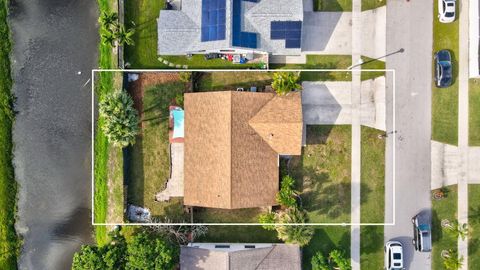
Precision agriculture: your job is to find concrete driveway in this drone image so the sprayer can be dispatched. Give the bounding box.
[301,77,386,129]
[301,11,352,54]
[384,0,433,269]
[155,143,184,201]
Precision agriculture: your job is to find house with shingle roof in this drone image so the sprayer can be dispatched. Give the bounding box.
[157,0,304,55]
[184,91,302,209]
[180,243,302,270]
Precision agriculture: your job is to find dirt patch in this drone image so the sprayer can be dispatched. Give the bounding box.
[127,72,181,129]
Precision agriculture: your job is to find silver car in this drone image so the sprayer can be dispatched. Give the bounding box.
[412,212,432,252]
[384,241,404,270]
[438,0,456,23]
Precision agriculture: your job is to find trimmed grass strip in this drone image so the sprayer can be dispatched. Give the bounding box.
[432,1,459,145]
[469,79,480,146]
[469,184,480,269]
[431,185,458,270]
[0,0,20,268]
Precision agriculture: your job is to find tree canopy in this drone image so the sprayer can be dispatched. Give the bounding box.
[99,90,139,147]
[271,72,302,96]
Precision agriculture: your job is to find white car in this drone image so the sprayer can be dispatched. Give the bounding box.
[384,241,404,270]
[438,0,456,23]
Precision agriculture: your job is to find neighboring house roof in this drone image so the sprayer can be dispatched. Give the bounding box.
[180,244,302,270]
[184,91,302,209]
[157,0,303,55]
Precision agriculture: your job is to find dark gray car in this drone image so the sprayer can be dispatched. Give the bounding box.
[434,50,453,88]
[412,212,432,252]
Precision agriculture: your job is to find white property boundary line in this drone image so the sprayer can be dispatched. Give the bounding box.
[91,69,396,226]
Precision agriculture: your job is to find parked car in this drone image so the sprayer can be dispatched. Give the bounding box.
[412,212,432,252]
[384,241,404,270]
[434,49,453,88]
[204,53,222,60]
[438,0,456,23]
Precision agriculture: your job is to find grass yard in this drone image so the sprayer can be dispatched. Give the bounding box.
[360,126,385,224]
[197,72,273,91]
[469,184,480,269]
[469,79,480,146]
[0,0,19,268]
[197,226,279,243]
[124,0,165,68]
[127,81,188,222]
[289,125,352,223]
[303,227,351,270]
[362,0,386,11]
[359,127,385,269]
[432,1,459,145]
[360,226,384,269]
[160,55,263,69]
[361,56,386,81]
[271,55,352,81]
[194,208,266,223]
[313,0,352,11]
[431,185,458,270]
[106,147,124,224]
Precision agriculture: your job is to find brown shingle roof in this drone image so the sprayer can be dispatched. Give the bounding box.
[249,91,303,155]
[184,91,302,209]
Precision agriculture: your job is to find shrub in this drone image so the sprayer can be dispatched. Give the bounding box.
[271,72,301,96]
[276,175,297,207]
[72,246,106,270]
[329,249,351,270]
[258,212,276,231]
[99,90,139,147]
[311,252,330,270]
[275,208,313,246]
[179,72,192,83]
[175,93,184,107]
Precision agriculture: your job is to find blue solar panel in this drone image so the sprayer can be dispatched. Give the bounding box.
[231,0,258,48]
[201,0,226,42]
[270,21,302,48]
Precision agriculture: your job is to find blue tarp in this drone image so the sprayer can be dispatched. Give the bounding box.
[172,109,184,138]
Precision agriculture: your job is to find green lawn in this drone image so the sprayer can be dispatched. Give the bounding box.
[362,0,386,11]
[194,208,266,223]
[361,56,386,81]
[359,127,385,269]
[197,226,280,243]
[289,125,352,223]
[197,72,273,91]
[0,0,19,268]
[360,126,385,224]
[432,1,459,145]
[313,0,352,11]
[106,147,124,223]
[431,185,458,270]
[469,79,480,146]
[469,184,480,269]
[360,226,384,269]
[124,0,165,68]
[127,81,188,222]
[160,55,262,69]
[303,227,351,270]
[271,55,352,81]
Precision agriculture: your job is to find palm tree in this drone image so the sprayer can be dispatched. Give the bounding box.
[271,72,302,96]
[442,249,464,270]
[100,29,116,46]
[275,207,314,246]
[445,219,469,241]
[98,11,118,30]
[99,90,140,147]
[115,26,135,46]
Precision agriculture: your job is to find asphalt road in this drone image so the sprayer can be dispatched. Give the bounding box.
[384,0,433,269]
[9,0,98,269]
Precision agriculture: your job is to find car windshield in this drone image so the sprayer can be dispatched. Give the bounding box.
[446,12,455,17]
[393,253,402,260]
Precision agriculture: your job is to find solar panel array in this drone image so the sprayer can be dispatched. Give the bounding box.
[201,0,227,42]
[232,0,258,48]
[270,21,302,48]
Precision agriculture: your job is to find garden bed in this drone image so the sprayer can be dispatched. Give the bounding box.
[469,184,480,269]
